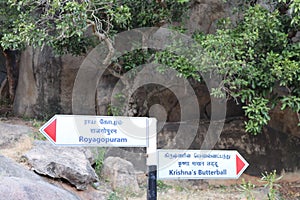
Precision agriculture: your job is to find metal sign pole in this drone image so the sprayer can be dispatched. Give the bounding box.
[146,118,157,200]
[147,165,157,200]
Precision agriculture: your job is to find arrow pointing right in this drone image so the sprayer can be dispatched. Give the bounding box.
[157,150,249,179]
[236,153,249,177]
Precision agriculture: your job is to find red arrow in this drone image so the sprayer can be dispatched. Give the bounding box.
[43,119,57,142]
[236,154,246,175]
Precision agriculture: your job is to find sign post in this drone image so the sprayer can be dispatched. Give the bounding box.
[147,165,157,200]
[40,115,249,200]
[40,115,150,147]
[157,149,249,180]
[146,118,157,200]
[40,115,159,200]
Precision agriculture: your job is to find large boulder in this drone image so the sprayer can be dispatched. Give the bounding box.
[24,141,98,190]
[101,157,140,193]
[0,177,80,200]
[13,46,85,118]
[0,155,41,180]
[0,155,80,200]
[268,105,300,139]
[0,121,32,148]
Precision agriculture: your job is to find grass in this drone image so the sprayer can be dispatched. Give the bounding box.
[157,180,172,191]
[238,170,283,200]
[260,170,282,200]
[239,179,256,200]
[28,119,47,140]
[107,191,122,200]
[93,147,106,177]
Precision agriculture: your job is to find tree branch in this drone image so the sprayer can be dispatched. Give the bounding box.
[87,19,114,65]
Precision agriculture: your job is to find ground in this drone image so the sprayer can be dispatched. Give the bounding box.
[0,116,299,200]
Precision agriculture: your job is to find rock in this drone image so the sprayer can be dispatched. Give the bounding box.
[57,181,113,200]
[269,104,300,138]
[13,46,85,118]
[187,0,227,34]
[0,177,80,200]
[0,121,32,148]
[24,141,98,190]
[0,155,80,200]
[105,147,146,172]
[292,31,300,43]
[102,157,140,193]
[0,155,41,180]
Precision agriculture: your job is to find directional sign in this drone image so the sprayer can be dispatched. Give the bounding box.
[157,150,249,179]
[40,115,156,147]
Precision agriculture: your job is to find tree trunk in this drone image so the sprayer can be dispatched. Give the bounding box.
[2,50,20,103]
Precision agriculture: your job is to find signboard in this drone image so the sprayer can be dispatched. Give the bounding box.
[40,115,153,147]
[157,150,249,179]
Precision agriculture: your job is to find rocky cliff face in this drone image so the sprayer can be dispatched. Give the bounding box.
[12,0,236,119]
[9,0,300,175]
[13,46,85,118]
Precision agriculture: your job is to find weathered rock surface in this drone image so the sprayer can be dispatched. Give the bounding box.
[102,157,140,193]
[24,141,98,190]
[0,177,80,200]
[269,105,300,138]
[55,181,112,200]
[0,121,32,148]
[0,51,5,82]
[187,0,227,34]
[105,147,146,172]
[0,155,80,200]
[0,155,41,180]
[13,46,85,118]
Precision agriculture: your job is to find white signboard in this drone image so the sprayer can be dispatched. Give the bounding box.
[158,150,249,179]
[40,115,155,147]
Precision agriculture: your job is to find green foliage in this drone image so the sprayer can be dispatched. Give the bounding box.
[239,170,282,200]
[107,92,126,116]
[25,119,47,140]
[0,0,190,54]
[243,97,271,135]
[155,3,300,134]
[279,0,300,25]
[239,179,256,200]
[107,191,122,200]
[155,50,201,81]
[94,147,106,177]
[157,180,172,191]
[261,170,282,200]
[0,0,133,55]
[118,49,155,72]
[107,104,123,116]
[120,0,189,29]
[30,132,47,141]
[1,0,299,135]
[1,0,88,54]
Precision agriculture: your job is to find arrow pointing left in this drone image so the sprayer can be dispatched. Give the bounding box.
[42,117,57,143]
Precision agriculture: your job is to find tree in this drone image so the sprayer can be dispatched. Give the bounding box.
[0,0,188,103]
[157,0,300,134]
[0,0,128,103]
[0,0,299,135]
